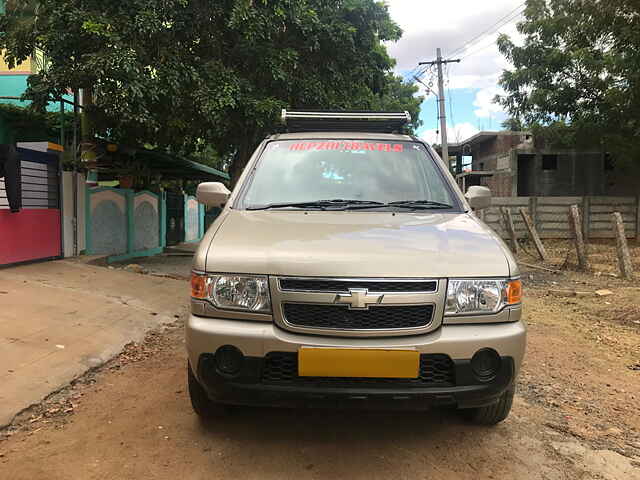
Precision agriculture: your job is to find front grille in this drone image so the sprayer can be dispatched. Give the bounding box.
[279,278,437,293]
[262,352,455,387]
[283,303,433,330]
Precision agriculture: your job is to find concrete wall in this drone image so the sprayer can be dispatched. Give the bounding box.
[604,163,640,197]
[133,192,160,251]
[483,171,513,197]
[86,188,164,261]
[480,196,640,239]
[62,172,86,257]
[471,134,525,171]
[469,137,607,197]
[88,189,128,255]
[461,132,637,197]
[525,152,604,196]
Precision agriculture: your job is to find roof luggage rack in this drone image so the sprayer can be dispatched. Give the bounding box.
[281,110,411,134]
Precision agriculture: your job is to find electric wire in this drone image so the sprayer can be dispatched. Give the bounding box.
[446,2,526,59]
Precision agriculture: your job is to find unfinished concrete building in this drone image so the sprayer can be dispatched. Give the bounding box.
[441,131,635,197]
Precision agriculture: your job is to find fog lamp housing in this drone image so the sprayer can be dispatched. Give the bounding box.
[471,348,501,382]
[214,345,244,376]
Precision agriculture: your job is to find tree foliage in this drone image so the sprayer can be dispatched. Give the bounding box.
[0,103,74,142]
[496,0,640,163]
[0,0,422,183]
[500,117,524,132]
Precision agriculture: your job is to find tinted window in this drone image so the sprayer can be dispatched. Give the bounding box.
[242,140,456,208]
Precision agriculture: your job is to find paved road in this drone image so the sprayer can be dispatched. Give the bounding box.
[0,260,187,428]
[1,269,639,479]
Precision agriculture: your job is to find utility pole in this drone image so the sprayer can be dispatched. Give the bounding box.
[419,49,460,164]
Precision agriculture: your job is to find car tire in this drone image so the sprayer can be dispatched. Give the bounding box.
[461,384,515,425]
[187,361,228,418]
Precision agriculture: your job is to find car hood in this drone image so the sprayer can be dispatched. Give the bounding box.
[199,210,511,278]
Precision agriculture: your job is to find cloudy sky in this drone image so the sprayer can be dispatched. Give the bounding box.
[385,0,524,144]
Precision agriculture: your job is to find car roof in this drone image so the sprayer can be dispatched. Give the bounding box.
[268,132,416,142]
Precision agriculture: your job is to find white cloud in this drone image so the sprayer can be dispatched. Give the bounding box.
[473,86,505,118]
[385,0,523,91]
[420,122,480,145]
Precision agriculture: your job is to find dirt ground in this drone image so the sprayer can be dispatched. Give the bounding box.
[1,240,639,479]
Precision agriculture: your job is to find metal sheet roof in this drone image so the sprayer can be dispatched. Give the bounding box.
[134,149,229,181]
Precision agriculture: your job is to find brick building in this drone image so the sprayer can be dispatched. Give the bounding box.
[439,131,636,197]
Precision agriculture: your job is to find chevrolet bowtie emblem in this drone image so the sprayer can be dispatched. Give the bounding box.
[334,288,384,310]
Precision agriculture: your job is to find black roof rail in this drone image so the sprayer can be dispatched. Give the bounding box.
[281,110,412,134]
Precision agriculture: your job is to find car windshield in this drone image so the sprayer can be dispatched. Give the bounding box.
[241,140,457,210]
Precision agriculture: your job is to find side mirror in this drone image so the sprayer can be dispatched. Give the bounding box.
[196,182,230,208]
[465,185,492,211]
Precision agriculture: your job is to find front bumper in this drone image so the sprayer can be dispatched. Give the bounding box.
[186,314,526,410]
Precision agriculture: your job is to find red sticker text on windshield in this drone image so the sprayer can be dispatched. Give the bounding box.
[288,142,404,152]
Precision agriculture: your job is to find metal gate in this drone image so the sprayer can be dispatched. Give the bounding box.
[165,192,184,246]
[204,207,221,232]
[0,146,62,266]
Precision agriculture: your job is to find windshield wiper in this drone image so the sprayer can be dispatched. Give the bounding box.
[246,199,385,211]
[386,200,453,210]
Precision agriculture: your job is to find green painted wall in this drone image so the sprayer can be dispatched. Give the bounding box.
[0,74,73,110]
[0,75,74,143]
[0,75,31,106]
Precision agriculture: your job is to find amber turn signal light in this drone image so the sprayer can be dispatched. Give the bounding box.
[191,273,208,299]
[506,279,522,305]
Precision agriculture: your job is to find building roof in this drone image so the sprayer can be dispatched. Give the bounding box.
[455,170,495,178]
[93,139,229,182]
[134,149,229,181]
[441,130,530,155]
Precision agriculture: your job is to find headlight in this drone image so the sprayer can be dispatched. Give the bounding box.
[191,273,271,313]
[445,278,521,316]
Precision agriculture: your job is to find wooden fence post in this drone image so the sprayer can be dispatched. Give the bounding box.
[501,207,518,254]
[612,212,634,279]
[528,196,538,229]
[519,207,547,261]
[568,204,590,271]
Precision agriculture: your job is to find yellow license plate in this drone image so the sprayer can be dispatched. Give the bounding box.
[298,348,419,378]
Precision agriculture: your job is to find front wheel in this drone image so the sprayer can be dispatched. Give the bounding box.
[187,361,228,418]
[461,384,515,425]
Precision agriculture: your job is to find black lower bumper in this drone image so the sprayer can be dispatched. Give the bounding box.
[196,352,515,411]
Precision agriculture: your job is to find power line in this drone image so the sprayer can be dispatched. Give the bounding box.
[446,3,525,58]
[412,74,438,99]
[406,64,423,79]
[414,63,434,80]
[446,2,526,59]
[453,8,525,62]
[458,39,503,61]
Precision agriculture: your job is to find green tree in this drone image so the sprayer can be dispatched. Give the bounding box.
[500,117,524,132]
[496,0,640,163]
[370,73,423,132]
[0,0,421,184]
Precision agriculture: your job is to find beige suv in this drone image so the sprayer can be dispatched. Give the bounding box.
[187,111,525,425]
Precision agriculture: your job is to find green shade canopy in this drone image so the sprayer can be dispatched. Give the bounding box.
[134,148,229,181]
[92,138,229,182]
